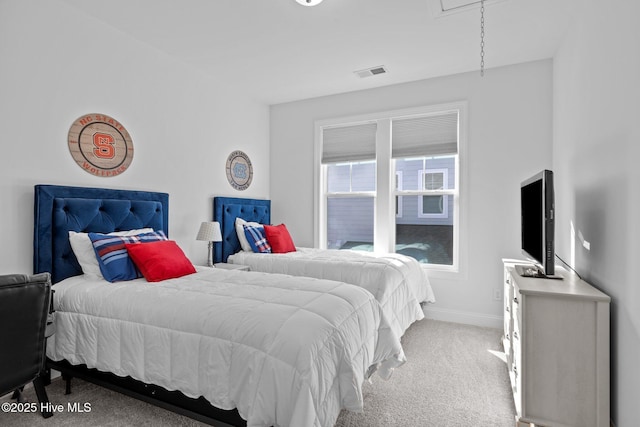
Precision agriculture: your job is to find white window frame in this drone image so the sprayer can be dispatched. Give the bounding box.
[314,101,468,277]
[327,161,376,194]
[417,168,449,219]
[324,160,376,249]
[396,171,403,218]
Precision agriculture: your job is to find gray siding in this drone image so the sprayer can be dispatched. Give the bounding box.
[326,197,373,247]
[327,162,375,192]
[397,195,454,226]
[396,156,455,226]
[326,157,455,248]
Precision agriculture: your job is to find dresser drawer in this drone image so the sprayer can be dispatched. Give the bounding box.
[502,336,512,367]
[511,316,522,402]
[504,271,514,302]
[503,315,513,341]
[512,286,522,333]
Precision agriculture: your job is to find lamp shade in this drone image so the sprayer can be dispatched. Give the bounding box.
[196,221,222,242]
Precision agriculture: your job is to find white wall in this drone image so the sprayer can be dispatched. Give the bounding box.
[553,0,640,425]
[0,0,270,274]
[270,60,553,327]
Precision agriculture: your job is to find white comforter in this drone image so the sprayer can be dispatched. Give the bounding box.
[47,268,405,427]
[228,248,436,337]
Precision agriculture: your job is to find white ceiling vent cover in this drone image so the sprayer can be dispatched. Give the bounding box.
[354,66,388,78]
[428,0,507,18]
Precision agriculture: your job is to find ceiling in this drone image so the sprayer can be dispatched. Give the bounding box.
[59,0,580,105]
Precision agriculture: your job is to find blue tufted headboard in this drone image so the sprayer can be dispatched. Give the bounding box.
[213,197,270,263]
[34,185,169,284]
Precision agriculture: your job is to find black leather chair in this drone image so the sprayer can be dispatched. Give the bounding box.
[0,273,53,418]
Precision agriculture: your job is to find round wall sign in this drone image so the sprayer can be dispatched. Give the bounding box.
[68,113,134,177]
[226,150,253,191]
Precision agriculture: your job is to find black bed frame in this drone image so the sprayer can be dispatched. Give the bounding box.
[34,184,247,426]
[46,360,244,426]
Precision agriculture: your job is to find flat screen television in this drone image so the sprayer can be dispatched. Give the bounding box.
[520,169,555,276]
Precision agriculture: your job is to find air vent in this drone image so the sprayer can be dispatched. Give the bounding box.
[354,66,387,79]
[441,0,482,11]
[428,0,506,18]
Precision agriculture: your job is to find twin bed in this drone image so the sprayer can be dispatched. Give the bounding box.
[34,185,433,427]
[214,197,435,338]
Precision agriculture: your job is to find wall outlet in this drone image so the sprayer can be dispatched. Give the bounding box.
[493,288,502,301]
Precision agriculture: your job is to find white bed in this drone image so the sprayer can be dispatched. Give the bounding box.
[228,248,435,338]
[47,267,404,427]
[214,197,436,338]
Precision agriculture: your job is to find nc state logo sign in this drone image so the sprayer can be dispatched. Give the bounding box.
[68,113,134,177]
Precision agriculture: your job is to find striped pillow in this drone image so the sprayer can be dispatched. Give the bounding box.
[243,224,271,253]
[89,231,167,282]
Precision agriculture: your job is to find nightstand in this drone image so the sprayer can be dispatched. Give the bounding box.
[213,263,250,271]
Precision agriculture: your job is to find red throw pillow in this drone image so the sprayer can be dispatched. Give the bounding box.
[125,240,196,282]
[263,224,296,253]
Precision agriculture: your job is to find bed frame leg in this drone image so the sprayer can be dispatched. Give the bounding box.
[42,366,52,386]
[62,373,72,395]
[11,387,25,402]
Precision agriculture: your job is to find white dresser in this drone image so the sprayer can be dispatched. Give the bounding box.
[502,259,610,427]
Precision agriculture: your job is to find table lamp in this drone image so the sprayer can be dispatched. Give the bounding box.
[196,221,222,267]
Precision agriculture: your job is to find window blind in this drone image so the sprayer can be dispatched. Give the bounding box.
[391,112,458,158]
[321,122,377,164]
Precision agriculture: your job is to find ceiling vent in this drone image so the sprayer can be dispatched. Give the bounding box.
[354,66,388,79]
[428,0,506,18]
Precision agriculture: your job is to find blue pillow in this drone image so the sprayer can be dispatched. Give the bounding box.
[243,224,271,253]
[89,231,167,282]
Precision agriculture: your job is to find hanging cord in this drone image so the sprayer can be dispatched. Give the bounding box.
[480,0,485,76]
[555,254,583,280]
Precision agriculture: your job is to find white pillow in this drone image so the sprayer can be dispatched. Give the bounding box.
[69,228,154,277]
[235,218,262,252]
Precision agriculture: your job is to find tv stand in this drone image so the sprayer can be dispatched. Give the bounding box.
[502,259,610,427]
[514,264,563,280]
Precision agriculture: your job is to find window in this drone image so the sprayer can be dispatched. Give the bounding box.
[418,168,448,219]
[395,171,403,218]
[315,102,466,272]
[322,122,377,250]
[325,161,375,249]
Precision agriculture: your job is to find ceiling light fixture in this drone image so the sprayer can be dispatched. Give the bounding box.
[296,0,323,6]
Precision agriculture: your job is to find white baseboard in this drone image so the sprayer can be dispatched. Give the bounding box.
[423,306,503,329]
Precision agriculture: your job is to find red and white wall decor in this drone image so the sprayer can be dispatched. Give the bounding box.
[68,113,134,177]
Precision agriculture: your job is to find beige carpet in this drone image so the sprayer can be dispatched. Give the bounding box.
[334,320,516,427]
[0,320,515,427]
